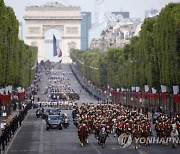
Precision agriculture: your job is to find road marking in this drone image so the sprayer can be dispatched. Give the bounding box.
[39,122,44,154]
[9,149,17,152]
[20,150,27,152]
[89,141,101,154]
[137,148,150,154]
[50,131,56,154]
[111,147,117,149]
[29,149,37,152]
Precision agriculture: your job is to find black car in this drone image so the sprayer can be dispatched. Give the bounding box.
[46,115,63,130]
[49,108,61,115]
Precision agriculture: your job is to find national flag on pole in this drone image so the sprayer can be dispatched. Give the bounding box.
[173,85,179,103]
[161,85,168,100]
[134,86,141,98]
[152,87,158,101]
[135,86,140,92]
[17,87,25,99]
[131,87,135,92]
[53,35,62,57]
[144,85,150,99]
[144,85,149,92]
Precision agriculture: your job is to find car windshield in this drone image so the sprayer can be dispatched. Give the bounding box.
[50,109,60,113]
[49,116,61,120]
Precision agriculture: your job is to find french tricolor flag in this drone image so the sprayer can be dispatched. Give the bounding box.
[173,85,179,103]
[53,35,62,57]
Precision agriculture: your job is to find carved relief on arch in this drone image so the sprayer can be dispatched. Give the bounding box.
[68,41,76,49]
[43,25,64,34]
[66,27,78,34]
[28,27,41,34]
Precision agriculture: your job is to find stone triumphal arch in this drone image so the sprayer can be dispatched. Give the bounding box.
[24,2,82,63]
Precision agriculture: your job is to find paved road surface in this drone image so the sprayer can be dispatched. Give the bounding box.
[4,63,180,154]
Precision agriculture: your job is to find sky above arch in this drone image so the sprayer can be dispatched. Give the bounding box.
[4,0,180,22]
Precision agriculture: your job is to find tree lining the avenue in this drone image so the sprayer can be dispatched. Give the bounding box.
[0,0,37,88]
[70,3,180,91]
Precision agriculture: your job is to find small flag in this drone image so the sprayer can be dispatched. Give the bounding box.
[152,88,158,101]
[135,86,140,92]
[131,87,136,92]
[173,85,179,94]
[144,85,149,92]
[161,85,168,100]
[161,85,166,93]
[173,86,179,103]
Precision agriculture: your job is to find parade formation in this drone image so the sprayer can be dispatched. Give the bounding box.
[73,102,180,149]
[30,62,180,151]
[0,62,180,154]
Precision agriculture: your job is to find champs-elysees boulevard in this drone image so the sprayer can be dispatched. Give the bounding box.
[0,0,180,154]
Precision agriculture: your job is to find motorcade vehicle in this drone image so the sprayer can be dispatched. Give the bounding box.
[46,115,63,130]
[36,108,42,118]
[62,113,70,128]
[49,108,61,115]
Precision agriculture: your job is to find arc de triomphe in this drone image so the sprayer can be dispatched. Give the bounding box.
[24,2,82,63]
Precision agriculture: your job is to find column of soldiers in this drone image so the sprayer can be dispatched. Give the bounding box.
[38,69,79,110]
[73,102,180,148]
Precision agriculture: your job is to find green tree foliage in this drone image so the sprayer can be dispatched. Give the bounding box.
[70,49,100,85]
[0,1,37,88]
[70,3,180,90]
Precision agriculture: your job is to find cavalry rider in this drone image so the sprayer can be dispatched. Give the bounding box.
[77,120,83,133]
[123,119,131,133]
[171,120,179,148]
[77,120,89,134]
[176,121,180,138]
[77,121,89,145]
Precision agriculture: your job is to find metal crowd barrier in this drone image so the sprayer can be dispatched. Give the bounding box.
[0,103,32,153]
[69,64,107,102]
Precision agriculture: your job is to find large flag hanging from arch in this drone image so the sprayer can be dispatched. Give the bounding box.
[53,35,62,57]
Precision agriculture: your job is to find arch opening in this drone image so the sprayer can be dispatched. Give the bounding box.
[44,29,62,62]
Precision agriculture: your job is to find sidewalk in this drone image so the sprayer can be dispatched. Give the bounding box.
[0,110,19,135]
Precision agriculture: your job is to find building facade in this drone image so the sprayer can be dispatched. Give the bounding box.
[81,12,91,50]
[112,12,129,19]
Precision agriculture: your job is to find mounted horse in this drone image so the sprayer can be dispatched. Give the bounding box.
[159,121,172,145]
[132,123,143,149]
[155,122,161,138]
[116,121,124,137]
[73,115,79,127]
[171,122,179,148]
[72,108,79,120]
[78,123,89,147]
[141,122,151,146]
[94,122,101,139]
[98,126,108,148]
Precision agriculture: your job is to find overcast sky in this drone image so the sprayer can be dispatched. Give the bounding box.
[4,0,180,22]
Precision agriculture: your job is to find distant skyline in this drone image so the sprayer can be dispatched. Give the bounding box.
[4,0,180,22]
